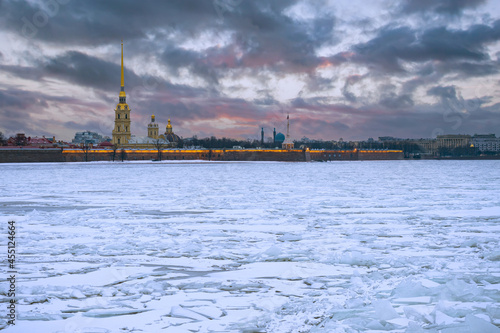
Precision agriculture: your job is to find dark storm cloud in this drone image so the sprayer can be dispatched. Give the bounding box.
[44,51,135,91]
[398,0,487,15]
[228,2,334,72]
[161,44,222,85]
[342,75,365,103]
[379,93,414,109]
[438,61,500,77]
[351,21,500,73]
[0,88,42,109]
[0,0,337,83]
[0,88,47,134]
[0,51,208,101]
[0,0,217,45]
[427,85,459,100]
[0,64,44,81]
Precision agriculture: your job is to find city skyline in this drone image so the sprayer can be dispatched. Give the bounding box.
[1,0,500,141]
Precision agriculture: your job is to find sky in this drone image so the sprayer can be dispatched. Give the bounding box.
[0,0,500,141]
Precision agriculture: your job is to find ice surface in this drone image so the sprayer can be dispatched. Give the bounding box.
[0,160,499,332]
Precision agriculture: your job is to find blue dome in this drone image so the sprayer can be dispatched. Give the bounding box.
[275,133,285,143]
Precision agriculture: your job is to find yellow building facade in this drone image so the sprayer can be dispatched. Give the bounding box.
[148,115,159,139]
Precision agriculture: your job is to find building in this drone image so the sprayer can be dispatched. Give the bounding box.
[110,42,182,148]
[147,115,159,139]
[161,119,180,144]
[112,41,131,145]
[275,132,285,145]
[473,134,500,152]
[436,134,472,149]
[282,114,294,150]
[414,139,437,154]
[72,131,103,145]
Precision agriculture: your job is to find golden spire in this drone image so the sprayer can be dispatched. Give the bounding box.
[121,40,124,88]
[119,40,126,101]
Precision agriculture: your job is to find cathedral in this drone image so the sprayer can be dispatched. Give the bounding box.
[112,42,179,147]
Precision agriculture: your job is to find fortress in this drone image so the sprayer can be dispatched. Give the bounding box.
[0,43,404,163]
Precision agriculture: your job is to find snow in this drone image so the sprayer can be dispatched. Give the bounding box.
[0,160,500,332]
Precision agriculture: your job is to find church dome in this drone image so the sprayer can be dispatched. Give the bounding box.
[275,132,285,143]
[165,133,180,142]
[164,118,180,142]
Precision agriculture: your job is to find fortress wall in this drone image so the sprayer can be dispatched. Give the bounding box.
[1,148,403,163]
[358,150,404,160]
[220,150,306,161]
[309,150,359,161]
[309,150,404,161]
[0,148,64,163]
[62,149,308,162]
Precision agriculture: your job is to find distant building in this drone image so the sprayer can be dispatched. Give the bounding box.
[414,139,437,154]
[473,134,500,152]
[275,132,285,145]
[72,131,103,144]
[29,136,54,147]
[436,134,472,149]
[378,136,402,142]
[282,114,294,150]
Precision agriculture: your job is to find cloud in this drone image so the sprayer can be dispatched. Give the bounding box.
[398,0,487,15]
[379,93,414,109]
[350,21,500,73]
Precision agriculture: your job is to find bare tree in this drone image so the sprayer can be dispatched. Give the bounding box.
[81,142,92,162]
[120,148,127,162]
[110,144,118,162]
[153,139,165,161]
[0,132,6,146]
[15,133,28,146]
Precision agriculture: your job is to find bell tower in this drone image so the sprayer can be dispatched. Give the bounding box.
[112,41,131,146]
[148,115,159,139]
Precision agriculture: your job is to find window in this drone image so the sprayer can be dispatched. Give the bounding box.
[118,114,120,119]
[125,114,128,119]
[118,138,121,144]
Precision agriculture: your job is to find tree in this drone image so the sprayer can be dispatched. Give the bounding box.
[120,148,127,162]
[0,132,6,146]
[110,144,118,162]
[153,139,165,161]
[14,133,28,146]
[81,142,92,162]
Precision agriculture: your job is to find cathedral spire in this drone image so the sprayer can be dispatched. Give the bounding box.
[286,114,290,139]
[121,40,124,90]
[119,41,126,103]
[113,41,131,146]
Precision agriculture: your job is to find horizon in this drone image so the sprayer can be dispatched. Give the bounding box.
[1,1,500,141]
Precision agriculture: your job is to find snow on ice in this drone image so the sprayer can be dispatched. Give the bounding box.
[0,160,499,332]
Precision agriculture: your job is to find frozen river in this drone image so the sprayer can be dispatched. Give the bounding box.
[1,160,500,332]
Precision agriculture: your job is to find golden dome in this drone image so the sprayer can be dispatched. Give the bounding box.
[166,119,173,134]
